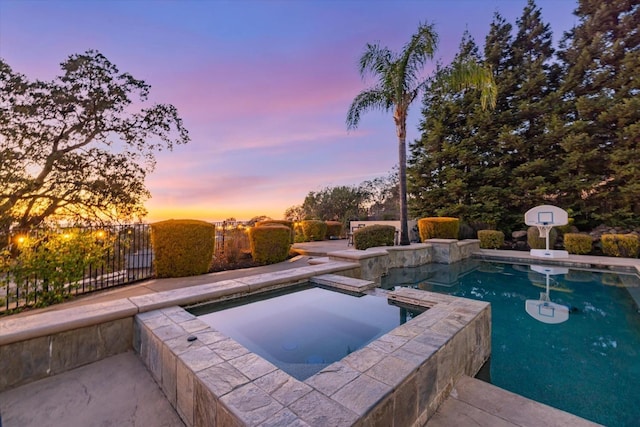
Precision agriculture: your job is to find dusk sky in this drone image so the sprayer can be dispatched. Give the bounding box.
[0,0,578,222]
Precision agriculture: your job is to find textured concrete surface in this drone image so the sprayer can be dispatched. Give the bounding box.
[0,351,184,427]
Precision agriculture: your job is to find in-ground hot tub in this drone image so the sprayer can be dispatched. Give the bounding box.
[134,274,491,426]
[189,284,425,381]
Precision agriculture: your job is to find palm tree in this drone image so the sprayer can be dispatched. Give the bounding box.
[347,22,496,245]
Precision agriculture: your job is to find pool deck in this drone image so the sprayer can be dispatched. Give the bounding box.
[1,240,629,426]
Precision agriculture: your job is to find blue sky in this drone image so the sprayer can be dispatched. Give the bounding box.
[0,0,578,221]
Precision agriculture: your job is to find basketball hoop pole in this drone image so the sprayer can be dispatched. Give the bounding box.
[537,223,553,252]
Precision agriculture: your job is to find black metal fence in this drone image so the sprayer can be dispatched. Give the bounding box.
[212,221,251,255]
[1,224,153,312]
[0,221,255,313]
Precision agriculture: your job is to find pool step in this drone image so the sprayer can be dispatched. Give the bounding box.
[310,274,377,293]
[425,376,603,427]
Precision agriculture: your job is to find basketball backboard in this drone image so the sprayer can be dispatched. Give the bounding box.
[524,205,568,226]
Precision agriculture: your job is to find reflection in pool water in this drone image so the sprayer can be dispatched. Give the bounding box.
[381,260,640,426]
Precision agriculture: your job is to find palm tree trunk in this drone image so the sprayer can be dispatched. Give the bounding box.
[396,116,411,246]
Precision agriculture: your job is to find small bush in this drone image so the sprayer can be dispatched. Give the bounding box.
[248,225,291,264]
[417,217,460,241]
[354,224,395,250]
[325,221,343,239]
[223,227,250,263]
[151,219,215,278]
[563,233,593,255]
[601,234,640,258]
[527,226,558,250]
[478,230,504,249]
[256,220,294,243]
[300,220,327,241]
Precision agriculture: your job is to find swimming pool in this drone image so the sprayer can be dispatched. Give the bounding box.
[382,260,640,426]
[189,285,423,380]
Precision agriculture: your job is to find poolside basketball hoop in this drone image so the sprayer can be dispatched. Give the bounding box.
[524,205,569,259]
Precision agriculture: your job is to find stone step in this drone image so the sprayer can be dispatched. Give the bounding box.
[425,376,602,427]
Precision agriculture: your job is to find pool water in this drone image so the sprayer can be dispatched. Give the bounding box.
[190,285,421,380]
[383,261,640,426]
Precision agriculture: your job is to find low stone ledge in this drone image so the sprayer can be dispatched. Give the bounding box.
[310,274,377,293]
[427,239,480,264]
[328,249,389,261]
[129,280,250,313]
[0,299,138,346]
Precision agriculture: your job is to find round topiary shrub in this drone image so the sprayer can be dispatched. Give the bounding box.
[601,234,640,258]
[477,230,504,249]
[325,221,343,239]
[248,225,291,264]
[151,219,215,278]
[300,220,327,241]
[354,224,395,250]
[563,233,593,255]
[527,226,558,250]
[417,217,460,241]
[256,220,294,243]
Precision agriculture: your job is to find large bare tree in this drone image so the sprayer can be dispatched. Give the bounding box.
[0,50,189,231]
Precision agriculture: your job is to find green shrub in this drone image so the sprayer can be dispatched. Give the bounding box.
[527,226,558,250]
[256,220,294,243]
[300,220,327,241]
[563,233,593,255]
[417,217,460,241]
[151,219,215,278]
[354,224,395,250]
[325,221,343,239]
[2,228,112,308]
[477,230,504,249]
[601,234,640,258]
[248,225,291,264]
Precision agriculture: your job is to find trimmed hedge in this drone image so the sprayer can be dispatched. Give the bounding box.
[256,220,294,243]
[325,221,343,239]
[477,230,504,249]
[417,217,460,241]
[300,220,327,241]
[527,226,558,250]
[151,219,215,278]
[248,225,291,264]
[354,224,395,250]
[601,234,640,258]
[564,233,592,255]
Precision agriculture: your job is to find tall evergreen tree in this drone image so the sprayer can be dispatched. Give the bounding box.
[503,0,561,218]
[409,32,502,225]
[409,2,561,233]
[556,0,640,227]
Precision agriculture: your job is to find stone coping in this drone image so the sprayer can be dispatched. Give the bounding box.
[326,243,432,261]
[474,249,640,274]
[136,285,490,426]
[310,274,377,293]
[0,299,138,346]
[0,261,360,347]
